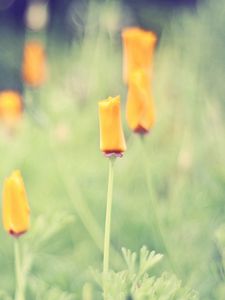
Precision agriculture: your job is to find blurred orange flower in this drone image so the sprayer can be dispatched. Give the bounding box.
[126,70,155,134]
[99,96,126,157]
[22,41,47,87]
[122,27,157,84]
[2,170,30,238]
[0,90,23,125]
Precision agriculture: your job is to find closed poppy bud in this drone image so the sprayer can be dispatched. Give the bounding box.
[22,41,47,87]
[2,171,30,237]
[122,27,157,84]
[0,90,23,125]
[99,96,126,157]
[126,70,155,134]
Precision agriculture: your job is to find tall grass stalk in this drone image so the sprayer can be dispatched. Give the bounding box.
[14,239,25,300]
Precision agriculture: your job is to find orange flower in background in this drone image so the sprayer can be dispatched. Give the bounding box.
[126,70,155,134]
[99,96,126,157]
[2,170,30,237]
[0,90,23,124]
[122,27,157,84]
[22,41,47,87]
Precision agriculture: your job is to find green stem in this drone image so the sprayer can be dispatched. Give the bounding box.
[48,123,122,267]
[103,157,115,275]
[14,239,25,300]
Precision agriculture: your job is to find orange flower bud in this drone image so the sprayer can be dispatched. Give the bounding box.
[22,41,47,87]
[122,27,157,84]
[2,171,30,238]
[126,70,155,134]
[0,90,23,124]
[99,96,126,157]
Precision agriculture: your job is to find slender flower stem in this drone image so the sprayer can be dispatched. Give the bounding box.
[14,239,25,300]
[103,157,115,275]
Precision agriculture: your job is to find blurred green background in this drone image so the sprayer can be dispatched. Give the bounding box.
[0,0,225,299]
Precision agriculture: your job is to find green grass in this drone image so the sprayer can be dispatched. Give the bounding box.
[0,0,225,299]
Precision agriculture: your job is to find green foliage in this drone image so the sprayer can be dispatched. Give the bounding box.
[26,212,75,251]
[28,277,76,300]
[94,247,197,300]
[0,212,75,299]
